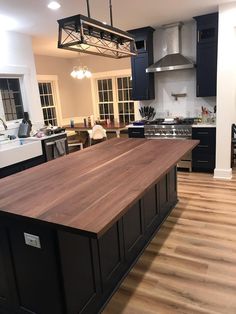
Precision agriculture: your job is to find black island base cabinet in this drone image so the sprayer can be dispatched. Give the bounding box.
[0,167,177,314]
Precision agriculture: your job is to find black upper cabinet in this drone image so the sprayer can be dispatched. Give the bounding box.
[197,43,217,97]
[128,27,155,101]
[194,13,218,97]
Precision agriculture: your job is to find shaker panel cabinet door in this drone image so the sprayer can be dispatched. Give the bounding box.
[131,54,152,101]
[123,201,144,262]
[196,43,217,97]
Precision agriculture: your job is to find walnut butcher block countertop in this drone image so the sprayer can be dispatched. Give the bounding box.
[0,138,198,237]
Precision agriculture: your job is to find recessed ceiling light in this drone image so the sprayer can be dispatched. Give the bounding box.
[48,1,61,10]
[102,21,107,25]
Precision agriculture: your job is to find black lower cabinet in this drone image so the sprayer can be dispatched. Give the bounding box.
[0,166,177,314]
[192,127,216,172]
[128,127,145,138]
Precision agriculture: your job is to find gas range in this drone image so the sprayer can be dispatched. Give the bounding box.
[144,118,194,139]
[144,118,194,171]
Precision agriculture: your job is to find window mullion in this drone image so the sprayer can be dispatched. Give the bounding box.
[113,77,119,123]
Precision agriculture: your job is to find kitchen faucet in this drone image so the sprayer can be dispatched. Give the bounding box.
[0,117,7,130]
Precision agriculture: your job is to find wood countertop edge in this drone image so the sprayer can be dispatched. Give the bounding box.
[0,209,98,239]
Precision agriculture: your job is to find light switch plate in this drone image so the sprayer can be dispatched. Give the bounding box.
[24,233,41,249]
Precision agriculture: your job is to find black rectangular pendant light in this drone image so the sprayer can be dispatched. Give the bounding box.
[57,0,137,59]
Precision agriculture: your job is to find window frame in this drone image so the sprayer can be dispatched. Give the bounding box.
[37,75,62,127]
[0,76,25,123]
[116,76,135,124]
[91,69,139,124]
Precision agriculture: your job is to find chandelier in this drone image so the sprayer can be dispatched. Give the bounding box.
[57,0,137,59]
[70,66,92,79]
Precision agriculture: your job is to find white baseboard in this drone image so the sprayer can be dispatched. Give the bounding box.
[214,168,233,180]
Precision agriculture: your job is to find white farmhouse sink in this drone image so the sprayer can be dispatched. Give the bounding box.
[0,139,43,168]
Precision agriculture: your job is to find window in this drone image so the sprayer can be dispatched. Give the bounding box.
[96,76,135,124]
[0,78,24,121]
[97,79,114,122]
[38,82,58,126]
[117,77,134,124]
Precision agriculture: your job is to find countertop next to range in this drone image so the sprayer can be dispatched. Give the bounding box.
[128,124,216,128]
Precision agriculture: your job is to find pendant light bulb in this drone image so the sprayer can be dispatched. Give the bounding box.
[70,66,92,79]
[70,68,77,78]
[84,67,92,78]
[76,69,85,79]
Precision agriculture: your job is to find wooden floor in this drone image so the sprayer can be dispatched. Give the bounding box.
[103,170,236,314]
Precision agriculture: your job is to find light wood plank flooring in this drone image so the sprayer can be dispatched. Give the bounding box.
[103,170,236,314]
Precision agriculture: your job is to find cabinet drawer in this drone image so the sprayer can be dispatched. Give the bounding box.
[128,128,145,138]
[192,151,215,170]
[192,128,216,145]
[193,159,215,170]
[193,143,215,154]
[192,127,216,137]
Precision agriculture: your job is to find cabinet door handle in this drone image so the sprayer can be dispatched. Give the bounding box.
[197,132,209,135]
[198,144,209,148]
[197,85,200,96]
[132,131,142,134]
[46,142,55,146]
[197,160,208,163]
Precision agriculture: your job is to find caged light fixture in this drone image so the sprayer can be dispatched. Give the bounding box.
[70,66,92,79]
[57,0,137,59]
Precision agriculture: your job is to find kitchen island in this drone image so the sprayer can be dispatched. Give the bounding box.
[0,138,198,314]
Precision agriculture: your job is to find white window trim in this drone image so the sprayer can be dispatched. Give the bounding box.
[0,65,31,129]
[37,75,63,126]
[90,69,139,123]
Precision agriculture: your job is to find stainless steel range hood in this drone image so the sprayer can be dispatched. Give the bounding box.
[146,22,195,73]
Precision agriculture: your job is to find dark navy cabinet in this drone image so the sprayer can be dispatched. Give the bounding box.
[194,13,218,97]
[128,127,145,138]
[128,27,155,101]
[192,127,216,172]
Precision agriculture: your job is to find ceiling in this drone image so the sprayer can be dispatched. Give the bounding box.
[0,0,234,58]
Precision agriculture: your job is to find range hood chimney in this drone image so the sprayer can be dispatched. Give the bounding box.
[146,22,195,73]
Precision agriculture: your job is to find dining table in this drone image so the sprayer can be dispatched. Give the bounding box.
[63,122,127,138]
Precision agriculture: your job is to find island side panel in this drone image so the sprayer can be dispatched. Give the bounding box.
[0,166,177,314]
[58,167,177,314]
[0,218,66,314]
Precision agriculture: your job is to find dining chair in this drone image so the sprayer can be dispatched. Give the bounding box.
[66,130,83,152]
[88,125,107,146]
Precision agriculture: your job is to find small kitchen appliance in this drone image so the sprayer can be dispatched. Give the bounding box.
[18,112,32,138]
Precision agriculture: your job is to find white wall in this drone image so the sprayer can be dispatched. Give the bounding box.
[214,2,236,180]
[0,31,43,132]
[140,21,216,118]
[34,55,79,120]
[35,54,131,124]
